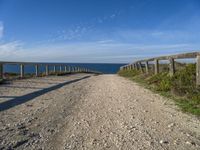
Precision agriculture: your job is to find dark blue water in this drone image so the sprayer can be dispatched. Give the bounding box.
[3,63,126,74]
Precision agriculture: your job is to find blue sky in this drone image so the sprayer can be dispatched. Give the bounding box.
[0,0,200,63]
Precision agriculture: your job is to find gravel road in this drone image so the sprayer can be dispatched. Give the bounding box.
[0,74,200,150]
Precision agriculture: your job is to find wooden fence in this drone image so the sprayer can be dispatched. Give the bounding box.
[120,52,200,86]
[0,61,101,79]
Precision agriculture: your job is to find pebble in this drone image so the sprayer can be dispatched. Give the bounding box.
[186,141,196,146]
[168,123,175,128]
[160,140,168,144]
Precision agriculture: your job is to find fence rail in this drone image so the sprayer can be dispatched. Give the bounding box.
[120,51,200,86]
[0,61,102,79]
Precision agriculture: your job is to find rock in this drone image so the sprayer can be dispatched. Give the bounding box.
[186,141,196,146]
[186,133,191,137]
[154,121,159,124]
[160,140,168,144]
[168,123,175,128]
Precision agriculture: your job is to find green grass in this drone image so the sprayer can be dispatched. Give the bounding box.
[118,64,200,117]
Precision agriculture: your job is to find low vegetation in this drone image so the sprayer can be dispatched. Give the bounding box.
[118,64,200,116]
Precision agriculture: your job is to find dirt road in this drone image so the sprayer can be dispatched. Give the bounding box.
[0,74,200,150]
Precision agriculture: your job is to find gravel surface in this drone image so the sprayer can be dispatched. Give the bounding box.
[0,74,200,150]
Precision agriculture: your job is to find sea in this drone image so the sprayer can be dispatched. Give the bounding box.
[3,63,126,74]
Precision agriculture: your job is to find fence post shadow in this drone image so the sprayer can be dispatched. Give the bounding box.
[0,75,91,112]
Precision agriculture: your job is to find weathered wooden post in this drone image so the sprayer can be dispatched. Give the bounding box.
[169,57,175,76]
[60,66,62,72]
[145,61,149,74]
[133,64,137,70]
[53,65,56,73]
[0,63,3,79]
[196,53,200,86]
[35,64,39,77]
[20,64,24,78]
[130,64,133,70]
[138,62,144,73]
[64,66,67,72]
[45,65,49,76]
[135,63,139,70]
[71,66,73,72]
[154,59,159,74]
[132,64,135,69]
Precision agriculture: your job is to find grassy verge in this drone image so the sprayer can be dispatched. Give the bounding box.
[118,64,200,116]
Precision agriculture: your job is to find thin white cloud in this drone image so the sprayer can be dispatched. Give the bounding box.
[48,25,93,43]
[0,21,4,39]
[0,41,24,58]
[0,40,197,63]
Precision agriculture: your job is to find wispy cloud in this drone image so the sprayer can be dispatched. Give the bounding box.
[0,41,24,59]
[45,10,122,43]
[0,40,197,63]
[46,25,94,43]
[0,21,4,39]
[96,11,121,23]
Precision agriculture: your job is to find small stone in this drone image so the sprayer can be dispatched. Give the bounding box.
[160,140,168,144]
[154,121,159,124]
[168,123,175,128]
[186,133,190,137]
[186,141,196,146]
[186,141,191,145]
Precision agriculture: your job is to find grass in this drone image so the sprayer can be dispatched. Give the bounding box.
[118,64,200,117]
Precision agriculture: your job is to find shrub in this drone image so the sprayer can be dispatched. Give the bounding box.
[171,64,196,96]
[147,72,172,92]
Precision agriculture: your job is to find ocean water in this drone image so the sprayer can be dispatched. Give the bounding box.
[3,63,126,74]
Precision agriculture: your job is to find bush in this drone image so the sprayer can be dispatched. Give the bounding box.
[147,72,172,92]
[171,64,196,95]
[118,64,200,116]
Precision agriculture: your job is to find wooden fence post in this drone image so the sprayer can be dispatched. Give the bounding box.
[169,57,175,76]
[155,59,159,74]
[131,64,134,70]
[71,67,74,72]
[53,66,55,73]
[20,64,24,78]
[131,64,134,69]
[45,65,49,76]
[138,62,144,73]
[0,64,3,79]
[196,53,200,86]
[145,61,149,74]
[134,64,137,70]
[35,65,39,77]
[135,63,140,70]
